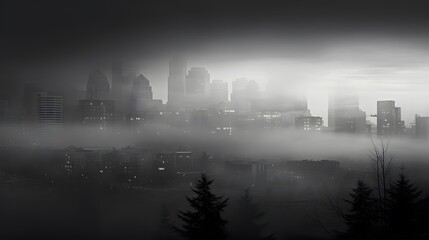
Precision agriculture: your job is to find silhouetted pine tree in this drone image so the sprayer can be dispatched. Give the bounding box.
[176,173,228,240]
[341,180,378,239]
[386,172,423,238]
[229,189,275,240]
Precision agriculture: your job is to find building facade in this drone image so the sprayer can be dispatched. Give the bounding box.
[32,91,62,130]
[168,56,187,106]
[295,116,323,131]
[377,100,403,136]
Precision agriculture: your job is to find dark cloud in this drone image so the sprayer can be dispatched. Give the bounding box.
[1,0,429,63]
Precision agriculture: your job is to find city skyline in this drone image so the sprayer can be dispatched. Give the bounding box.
[71,53,429,127]
[2,1,429,239]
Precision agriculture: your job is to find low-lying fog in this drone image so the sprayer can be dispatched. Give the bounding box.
[1,124,428,165]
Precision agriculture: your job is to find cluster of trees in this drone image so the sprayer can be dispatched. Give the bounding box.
[170,173,428,240]
[157,173,275,240]
[342,172,428,239]
[162,142,429,240]
[341,141,429,239]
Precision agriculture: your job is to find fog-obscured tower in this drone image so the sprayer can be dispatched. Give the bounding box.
[415,115,429,139]
[376,100,404,136]
[186,67,210,97]
[328,94,366,134]
[129,74,153,112]
[395,107,405,135]
[86,70,110,100]
[295,116,323,131]
[32,91,62,130]
[112,61,125,110]
[80,70,114,128]
[168,56,187,106]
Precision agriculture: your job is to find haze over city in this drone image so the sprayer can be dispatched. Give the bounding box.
[1,0,429,239]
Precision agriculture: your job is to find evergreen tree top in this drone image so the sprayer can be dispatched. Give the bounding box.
[176,173,229,240]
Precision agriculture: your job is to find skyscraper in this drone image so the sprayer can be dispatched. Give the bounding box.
[32,91,62,130]
[415,115,429,139]
[377,100,403,136]
[168,56,187,106]
[328,94,366,134]
[80,70,115,128]
[395,107,405,135]
[86,70,110,100]
[79,99,114,129]
[185,67,210,97]
[111,61,125,110]
[295,116,323,131]
[210,80,228,104]
[129,74,153,112]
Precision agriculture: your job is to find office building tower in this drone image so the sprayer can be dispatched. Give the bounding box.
[168,56,187,106]
[415,115,429,139]
[185,67,210,97]
[86,70,110,100]
[395,107,405,135]
[129,74,153,112]
[377,100,403,136]
[295,116,323,131]
[80,70,114,128]
[32,91,62,130]
[111,61,125,110]
[79,99,114,128]
[328,94,366,134]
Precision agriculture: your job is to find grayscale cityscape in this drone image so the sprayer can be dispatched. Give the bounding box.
[1,0,429,239]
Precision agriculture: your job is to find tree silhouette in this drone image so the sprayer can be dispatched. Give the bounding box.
[370,139,393,222]
[341,180,378,239]
[387,171,423,238]
[176,173,228,240]
[229,189,275,240]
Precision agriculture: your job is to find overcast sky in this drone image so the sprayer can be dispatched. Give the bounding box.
[1,0,429,125]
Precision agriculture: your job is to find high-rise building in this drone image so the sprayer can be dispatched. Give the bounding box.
[79,99,114,129]
[127,75,163,127]
[395,107,405,135]
[168,56,187,106]
[32,91,62,130]
[377,100,403,136]
[415,115,429,139]
[328,94,366,134]
[295,116,323,131]
[86,70,110,100]
[80,71,114,128]
[185,67,210,97]
[111,61,125,110]
[129,74,153,112]
[210,80,228,104]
